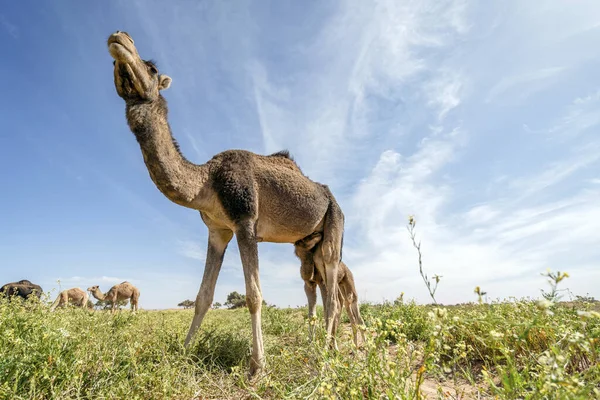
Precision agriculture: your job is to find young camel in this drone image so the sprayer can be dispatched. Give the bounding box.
[106,31,345,376]
[87,281,140,313]
[49,287,89,311]
[295,232,366,348]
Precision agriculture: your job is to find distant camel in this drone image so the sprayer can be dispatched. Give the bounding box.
[295,232,365,348]
[0,280,43,300]
[87,281,140,313]
[50,288,89,311]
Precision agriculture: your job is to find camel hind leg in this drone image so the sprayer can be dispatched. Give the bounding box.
[317,189,345,348]
[49,291,66,312]
[131,288,140,312]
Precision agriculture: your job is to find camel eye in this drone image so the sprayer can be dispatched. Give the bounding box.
[113,60,116,66]
[149,65,158,74]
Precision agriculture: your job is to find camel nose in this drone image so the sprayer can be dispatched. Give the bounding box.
[112,30,134,44]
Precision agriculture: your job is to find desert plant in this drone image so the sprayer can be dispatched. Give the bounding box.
[407,215,442,304]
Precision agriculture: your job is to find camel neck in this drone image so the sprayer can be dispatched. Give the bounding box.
[92,290,106,301]
[125,96,209,208]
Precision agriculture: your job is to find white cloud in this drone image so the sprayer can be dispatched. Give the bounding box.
[485,67,565,104]
[176,239,206,262]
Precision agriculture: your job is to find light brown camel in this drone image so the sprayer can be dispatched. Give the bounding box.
[49,287,89,311]
[294,232,366,348]
[87,281,140,313]
[106,31,345,376]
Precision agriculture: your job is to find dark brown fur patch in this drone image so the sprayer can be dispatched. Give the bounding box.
[269,149,292,159]
[211,151,258,223]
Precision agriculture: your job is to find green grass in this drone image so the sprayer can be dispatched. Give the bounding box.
[0,294,598,399]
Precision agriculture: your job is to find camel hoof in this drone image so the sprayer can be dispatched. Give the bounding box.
[248,360,264,381]
[326,338,339,352]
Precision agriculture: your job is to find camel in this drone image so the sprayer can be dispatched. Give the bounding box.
[49,287,89,311]
[0,280,43,300]
[294,232,366,348]
[87,281,140,313]
[106,30,345,376]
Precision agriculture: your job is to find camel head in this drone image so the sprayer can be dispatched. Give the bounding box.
[87,285,100,294]
[107,31,172,102]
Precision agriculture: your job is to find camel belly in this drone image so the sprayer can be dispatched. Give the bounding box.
[255,216,325,244]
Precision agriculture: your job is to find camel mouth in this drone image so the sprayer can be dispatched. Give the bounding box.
[107,32,137,64]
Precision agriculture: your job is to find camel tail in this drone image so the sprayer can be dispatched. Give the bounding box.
[49,291,62,312]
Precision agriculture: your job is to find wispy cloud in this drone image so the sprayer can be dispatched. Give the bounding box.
[485,67,565,104]
[176,239,206,262]
[0,14,18,39]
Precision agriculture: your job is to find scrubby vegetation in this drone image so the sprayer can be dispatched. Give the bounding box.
[0,281,598,399]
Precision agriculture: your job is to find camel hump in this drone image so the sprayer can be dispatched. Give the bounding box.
[268,149,293,160]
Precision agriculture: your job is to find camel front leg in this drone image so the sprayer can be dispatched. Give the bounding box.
[111,294,118,314]
[236,222,264,378]
[304,280,317,340]
[82,292,89,310]
[330,287,343,351]
[318,280,328,323]
[184,228,233,348]
[332,288,343,337]
[318,273,339,350]
[349,297,366,347]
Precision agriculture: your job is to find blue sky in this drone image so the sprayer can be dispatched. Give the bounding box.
[2,1,599,309]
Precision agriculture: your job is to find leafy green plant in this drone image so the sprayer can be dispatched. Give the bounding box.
[1,268,598,399]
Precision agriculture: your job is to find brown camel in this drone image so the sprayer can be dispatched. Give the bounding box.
[49,288,89,311]
[0,279,43,300]
[87,281,140,313]
[106,31,345,376]
[294,232,366,348]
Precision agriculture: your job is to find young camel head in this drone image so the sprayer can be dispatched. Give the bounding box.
[107,31,172,102]
[86,286,101,296]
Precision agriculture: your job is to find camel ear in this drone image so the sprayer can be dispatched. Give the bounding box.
[158,75,172,91]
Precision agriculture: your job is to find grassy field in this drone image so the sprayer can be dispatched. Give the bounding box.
[0,286,598,400]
